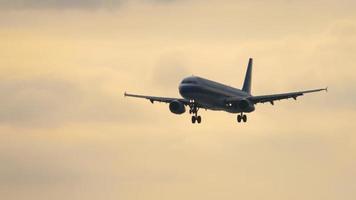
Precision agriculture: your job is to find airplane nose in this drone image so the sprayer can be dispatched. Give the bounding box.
[179,84,189,96]
[179,84,200,96]
[178,84,185,94]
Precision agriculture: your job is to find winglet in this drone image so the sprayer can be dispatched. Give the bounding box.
[325,87,328,92]
[124,92,127,97]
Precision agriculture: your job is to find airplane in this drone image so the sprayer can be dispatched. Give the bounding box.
[124,58,327,124]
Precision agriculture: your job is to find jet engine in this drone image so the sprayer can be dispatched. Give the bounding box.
[237,99,255,112]
[169,100,186,114]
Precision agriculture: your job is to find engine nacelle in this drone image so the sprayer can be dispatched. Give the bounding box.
[169,100,186,115]
[237,99,255,112]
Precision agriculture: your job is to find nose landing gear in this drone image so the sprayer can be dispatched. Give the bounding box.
[237,113,247,123]
[190,104,201,124]
[191,115,201,124]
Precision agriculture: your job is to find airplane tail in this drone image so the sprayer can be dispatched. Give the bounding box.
[242,58,253,94]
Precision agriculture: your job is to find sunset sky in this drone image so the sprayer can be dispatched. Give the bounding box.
[0,0,356,199]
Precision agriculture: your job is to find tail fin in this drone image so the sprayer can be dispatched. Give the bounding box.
[242,58,253,94]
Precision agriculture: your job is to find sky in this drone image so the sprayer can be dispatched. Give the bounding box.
[0,0,356,199]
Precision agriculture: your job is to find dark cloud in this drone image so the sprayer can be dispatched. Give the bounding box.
[0,77,145,127]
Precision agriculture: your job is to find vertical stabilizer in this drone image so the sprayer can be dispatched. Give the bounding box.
[242,58,253,94]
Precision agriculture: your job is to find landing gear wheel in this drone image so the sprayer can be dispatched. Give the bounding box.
[191,116,196,124]
[197,116,202,124]
[242,115,247,123]
[237,115,242,123]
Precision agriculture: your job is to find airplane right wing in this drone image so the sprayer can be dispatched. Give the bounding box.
[124,92,190,104]
[248,88,327,105]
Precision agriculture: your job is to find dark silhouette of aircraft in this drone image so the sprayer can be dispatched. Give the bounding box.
[125,58,327,123]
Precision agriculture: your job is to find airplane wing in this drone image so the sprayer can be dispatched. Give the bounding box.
[124,92,190,105]
[248,88,327,105]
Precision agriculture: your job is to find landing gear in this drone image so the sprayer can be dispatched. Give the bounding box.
[190,104,201,124]
[192,116,196,123]
[237,115,242,123]
[197,116,202,123]
[191,115,202,124]
[237,113,247,123]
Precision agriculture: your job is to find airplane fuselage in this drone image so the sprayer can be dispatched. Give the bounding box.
[179,76,255,113]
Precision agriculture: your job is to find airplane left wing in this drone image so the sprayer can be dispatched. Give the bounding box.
[248,88,327,105]
[124,92,190,105]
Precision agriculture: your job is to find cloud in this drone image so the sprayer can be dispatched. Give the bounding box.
[0,0,179,10]
[0,0,122,10]
[0,77,145,128]
[151,53,190,90]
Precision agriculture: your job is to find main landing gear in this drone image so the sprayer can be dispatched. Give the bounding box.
[191,115,201,124]
[237,113,247,123]
[189,105,201,124]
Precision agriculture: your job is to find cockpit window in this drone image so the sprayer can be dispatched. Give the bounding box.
[182,80,197,84]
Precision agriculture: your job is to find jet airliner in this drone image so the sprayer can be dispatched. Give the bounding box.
[125,58,327,124]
